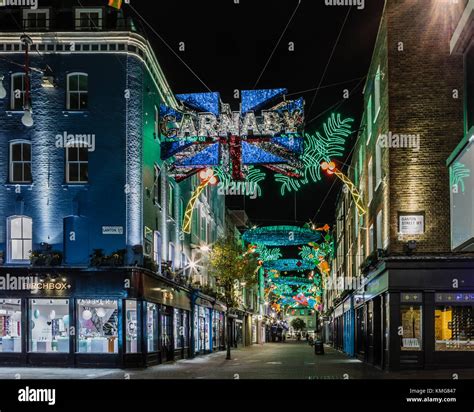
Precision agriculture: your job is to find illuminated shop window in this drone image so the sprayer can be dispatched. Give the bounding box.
[435,305,473,352]
[77,299,118,354]
[147,303,158,353]
[449,141,474,250]
[174,308,182,349]
[125,300,139,353]
[400,305,423,351]
[0,299,22,353]
[29,299,69,353]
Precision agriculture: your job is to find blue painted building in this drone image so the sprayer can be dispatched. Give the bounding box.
[0,1,227,368]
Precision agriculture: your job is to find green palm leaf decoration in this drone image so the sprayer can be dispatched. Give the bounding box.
[450,161,470,193]
[255,244,282,262]
[276,113,354,196]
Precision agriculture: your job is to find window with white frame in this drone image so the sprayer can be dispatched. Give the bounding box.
[154,106,159,140]
[374,65,381,121]
[10,141,32,183]
[11,73,26,111]
[367,95,373,145]
[179,198,184,224]
[375,137,382,189]
[201,216,207,243]
[7,216,32,263]
[23,9,50,30]
[75,8,102,30]
[369,224,374,255]
[168,243,175,269]
[153,164,162,206]
[66,145,89,183]
[368,157,374,204]
[153,231,162,267]
[168,183,175,219]
[376,210,383,250]
[67,73,88,110]
[354,209,359,239]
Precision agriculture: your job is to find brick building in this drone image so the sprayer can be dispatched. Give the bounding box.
[325,0,474,370]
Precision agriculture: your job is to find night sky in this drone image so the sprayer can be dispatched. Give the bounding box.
[130,0,384,227]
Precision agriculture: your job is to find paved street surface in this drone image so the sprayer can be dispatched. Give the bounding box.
[1,342,474,380]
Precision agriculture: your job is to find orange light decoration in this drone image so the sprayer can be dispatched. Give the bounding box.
[182,169,219,234]
[321,162,367,216]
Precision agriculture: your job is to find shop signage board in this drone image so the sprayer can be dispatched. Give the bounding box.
[398,213,425,235]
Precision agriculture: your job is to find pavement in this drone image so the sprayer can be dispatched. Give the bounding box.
[1,341,474,380]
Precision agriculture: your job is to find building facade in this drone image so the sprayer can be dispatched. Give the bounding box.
[325,0,474,370]
[0,1,230,368]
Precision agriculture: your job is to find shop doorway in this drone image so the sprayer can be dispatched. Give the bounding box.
[355,305,366,361]
[160,307,173,363]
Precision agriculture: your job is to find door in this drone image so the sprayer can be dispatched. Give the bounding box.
[367,301,374,364]
[160,308,173,362]
[373,296,382,367]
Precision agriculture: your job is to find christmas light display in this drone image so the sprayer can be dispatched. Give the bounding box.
[321,161,367,216]
[450,161,470,193]
[263,259,316,272]
[276,113,354,195]
[242,226,323,247]
[253,244,283,262]
[182,168,218,234]
[159,90,305,183]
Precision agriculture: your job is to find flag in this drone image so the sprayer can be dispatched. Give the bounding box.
[108,0,123,10]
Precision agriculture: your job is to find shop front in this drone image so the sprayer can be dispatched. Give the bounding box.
[0,268,192,368]
[354,258,474,371]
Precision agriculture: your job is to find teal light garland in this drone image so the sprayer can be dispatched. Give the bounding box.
[243,226,323,247]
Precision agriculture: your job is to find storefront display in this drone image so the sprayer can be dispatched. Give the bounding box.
[125,300,139,353]
[182,311,189,350]
[77,299,118,354]
[0,299,22,353]
[174,308,183,349]
[400,305,422,351]
[147,303,158,353]
[195,305,211,353]
[160,306,173,362]
[29,299,69,353]
[435,305,474,351]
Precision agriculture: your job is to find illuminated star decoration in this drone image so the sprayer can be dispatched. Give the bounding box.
[159,89,305,183]
[276,113,354,195]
